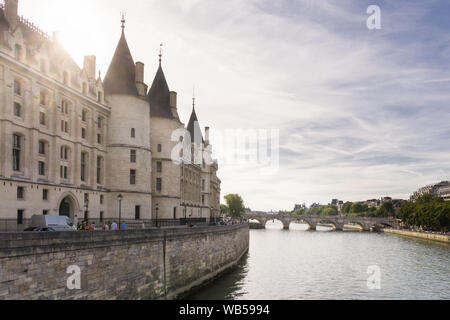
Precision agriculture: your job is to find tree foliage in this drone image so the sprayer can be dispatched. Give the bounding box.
[398,195,449,232]
[224,194,246,218]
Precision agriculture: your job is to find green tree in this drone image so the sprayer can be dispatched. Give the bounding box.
[220,204,229,214]
[342,202,353,214]
[377,202,394,217]
[224,194,245,218]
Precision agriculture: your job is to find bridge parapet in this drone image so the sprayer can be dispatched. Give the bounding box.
[245,214,397,231]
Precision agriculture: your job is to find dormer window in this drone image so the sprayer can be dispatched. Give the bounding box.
[63,71,69,85]
[40,59,46,73]
[14,44,22,61]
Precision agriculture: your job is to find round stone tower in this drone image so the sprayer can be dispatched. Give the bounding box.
[103,19,152,222]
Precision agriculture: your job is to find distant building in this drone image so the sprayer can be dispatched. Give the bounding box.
[294,203,306,211]
[411,181,450,202]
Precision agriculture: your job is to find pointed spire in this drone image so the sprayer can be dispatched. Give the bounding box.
[148,45,174,118]
[187,98,204,144]
[103,15,138,96]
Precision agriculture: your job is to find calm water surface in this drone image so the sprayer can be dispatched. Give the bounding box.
[188,223,450,300]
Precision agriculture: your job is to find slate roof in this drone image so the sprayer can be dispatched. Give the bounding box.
[103,29,138,96]
[186,107,204,144]
[148,62,174,118]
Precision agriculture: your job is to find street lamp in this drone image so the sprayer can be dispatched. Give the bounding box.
[155,203,159,228]
[83,199,89,222]
[117,194,123,230]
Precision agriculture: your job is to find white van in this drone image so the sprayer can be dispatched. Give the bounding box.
[31,215,76,232]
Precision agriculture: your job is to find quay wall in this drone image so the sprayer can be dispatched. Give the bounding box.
[0,224,249,300]
[382,229,450,243]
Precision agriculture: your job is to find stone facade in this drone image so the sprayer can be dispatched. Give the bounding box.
[0,0,221,228]
[0,224,249,300]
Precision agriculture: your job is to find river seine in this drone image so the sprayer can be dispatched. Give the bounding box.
[187,222,450,300]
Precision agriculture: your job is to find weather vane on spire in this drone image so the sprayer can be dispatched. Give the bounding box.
[159,43,163,64]
[121,12,126,30]
[192,86,196,109]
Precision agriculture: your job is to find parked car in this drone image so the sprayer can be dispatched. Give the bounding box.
[24,227,56,232]
[30,215,76,232]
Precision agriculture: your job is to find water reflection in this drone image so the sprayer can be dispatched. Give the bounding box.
[187,229,450,300]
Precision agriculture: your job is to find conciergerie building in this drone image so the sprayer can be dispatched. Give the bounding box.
[0,0,221,229]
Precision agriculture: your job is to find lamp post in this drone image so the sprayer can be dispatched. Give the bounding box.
[155,203,159,228]
[117,194,123,230]
[83,199,89,223]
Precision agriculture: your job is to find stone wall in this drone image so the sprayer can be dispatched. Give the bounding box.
[382,228,450,243]
[0,224,249,300]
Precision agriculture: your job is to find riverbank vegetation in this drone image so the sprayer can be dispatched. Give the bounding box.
[397,195,450,232]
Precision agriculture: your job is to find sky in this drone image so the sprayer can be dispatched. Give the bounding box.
[18,0,450,211]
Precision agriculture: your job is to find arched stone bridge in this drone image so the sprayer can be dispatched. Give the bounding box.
[245,214,398,232]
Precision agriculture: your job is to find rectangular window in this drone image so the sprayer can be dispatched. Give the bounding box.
[202,179,205,191]
[14,102,21,117]
[17,210,24,225]
[130,150,136,163]
[17,187,24,200]
[14,80,21,96]
[100,195,104,205]
[97,117,102,129]
[13,135,21,171]
[82,110,87,122]
[82,128,86,139]
[156,178,162,192]
[43,189,48,201]
[157,161,162,173]
[135,206,141,220]
[97,157,102,184]
[39,111,46,125]
[97,134,102,144]
[202,195,205,205]
[131,128,135,138]
[157,144,162,152]
[100,211,104,223]
[81,153,86,182]
[130,170,136,185]
[40,91,46,106]
[64,166,68,179]
[38,161,45,176]
[39,141,45,155]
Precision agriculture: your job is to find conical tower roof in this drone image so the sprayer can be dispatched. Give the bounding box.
[187,106,204,144]
[104,23,138,96]
[148,61,174,118]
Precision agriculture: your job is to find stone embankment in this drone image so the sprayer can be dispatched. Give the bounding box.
[382,228,450,243]
[0,224,249,300]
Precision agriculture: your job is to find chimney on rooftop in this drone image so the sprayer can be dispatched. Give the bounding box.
[5,0,18,28]
[83,55,96,80]
[135,62,148,97]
